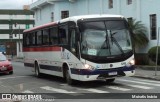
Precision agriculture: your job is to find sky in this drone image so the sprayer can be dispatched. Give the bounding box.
[0,0,38,9]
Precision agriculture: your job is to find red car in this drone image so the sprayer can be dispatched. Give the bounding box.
[0,54,13,74]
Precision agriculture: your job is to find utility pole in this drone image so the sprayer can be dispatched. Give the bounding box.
[9,19,13,42]
[16,23,21,57]
[19,25,21,53]
[155,27,160,76]
[9,19,14,59]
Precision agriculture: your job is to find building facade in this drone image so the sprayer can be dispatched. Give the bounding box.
[30,0,159,61]
[0,9,34,57]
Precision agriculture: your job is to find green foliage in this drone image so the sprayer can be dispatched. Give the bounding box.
[128,19,149,48]
[148,46,160,65]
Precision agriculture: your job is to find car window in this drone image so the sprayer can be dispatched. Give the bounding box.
[0,54,7,61]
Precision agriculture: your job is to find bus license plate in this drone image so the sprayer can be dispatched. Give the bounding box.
[108,72,117,76]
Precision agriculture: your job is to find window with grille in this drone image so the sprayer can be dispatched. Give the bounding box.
[127,17,133,23]
[61,11,69,19]
[108,0,113,9]
[127,0,132,5]
[150,14,157,40]
[51,12,54,22]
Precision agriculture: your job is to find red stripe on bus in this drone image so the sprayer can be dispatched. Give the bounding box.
[23,22,58,33]
[23,46,61,52]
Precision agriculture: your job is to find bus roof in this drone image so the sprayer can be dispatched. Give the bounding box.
[24,14,124,33]
[59,14,124,23]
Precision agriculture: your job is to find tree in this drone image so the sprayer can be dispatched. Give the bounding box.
[128,19,149,52]
[128,19,149,65]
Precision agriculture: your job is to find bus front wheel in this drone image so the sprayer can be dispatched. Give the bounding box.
[65,68,74,85]
[35,63,41,77]
[106,78,115,83]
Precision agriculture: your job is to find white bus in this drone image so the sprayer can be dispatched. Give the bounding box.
[23,15,135,85]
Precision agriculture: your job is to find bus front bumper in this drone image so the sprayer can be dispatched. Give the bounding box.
[70,65,135,81]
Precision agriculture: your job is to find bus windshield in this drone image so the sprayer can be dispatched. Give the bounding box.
[80,20,132,57]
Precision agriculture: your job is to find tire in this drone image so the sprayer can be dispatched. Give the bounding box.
[35,63,41,77]
[9,71,13,74]
[65,67,74,85]
[106,78,115,83]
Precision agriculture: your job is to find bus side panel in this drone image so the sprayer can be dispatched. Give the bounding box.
[23,47,83,80]
[60,49,83,80]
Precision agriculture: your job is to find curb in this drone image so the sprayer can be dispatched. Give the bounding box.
[136,65,160,71]
[11,59,24,63]
[132,75,160,81]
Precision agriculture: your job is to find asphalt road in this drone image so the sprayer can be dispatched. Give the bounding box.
[0,61,160,102]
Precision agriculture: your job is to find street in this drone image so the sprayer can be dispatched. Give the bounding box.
[0,61,160,102]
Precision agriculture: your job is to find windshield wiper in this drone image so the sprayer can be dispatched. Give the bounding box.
[111,32,124,55]
[81,40,89,54]
[97,33,111,56]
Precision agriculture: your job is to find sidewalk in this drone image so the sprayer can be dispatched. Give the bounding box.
[134,66,160,80]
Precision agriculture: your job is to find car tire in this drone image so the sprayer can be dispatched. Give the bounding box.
[9,71,13,74]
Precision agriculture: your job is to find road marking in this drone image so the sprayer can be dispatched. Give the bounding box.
[134,79,160,84]
[107,86,131,91]
[77,88,110,93]
[125,84,153,89]
[22,90,34,93]
[60,84,68,86]
[60,84,110,93]
[60,84,109,93]
[0,76,29,80]
[118,79,160,87]
[40,86,77,93]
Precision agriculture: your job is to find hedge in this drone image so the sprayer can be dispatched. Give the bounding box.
[148,46,160,65]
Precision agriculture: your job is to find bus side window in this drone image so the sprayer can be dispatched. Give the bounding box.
[59,25,68,45]
[29,33,33,45]
[29,33,36,46]
[50,27,58,45]
[26,34,30,46]
[42,29,50,45]
[37,30,42,45]
[32,32,36,45]
[24,34,29,46]
[23,34,26,47]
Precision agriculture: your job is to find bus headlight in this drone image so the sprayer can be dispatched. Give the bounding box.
[84,64,90,69]
[129,59,135,65]
[127,59,135,67]
[84,64,95,70]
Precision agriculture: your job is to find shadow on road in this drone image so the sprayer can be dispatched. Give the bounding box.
[28,73,122,88]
